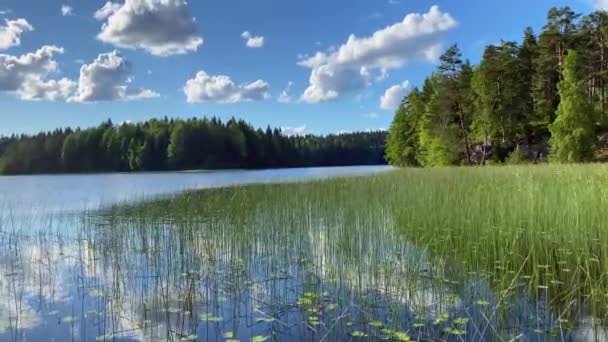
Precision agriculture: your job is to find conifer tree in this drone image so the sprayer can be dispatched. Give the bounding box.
[549,50,596,162]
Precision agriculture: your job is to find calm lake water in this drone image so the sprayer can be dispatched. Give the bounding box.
[0,166,391,217]
[0,165,603,341]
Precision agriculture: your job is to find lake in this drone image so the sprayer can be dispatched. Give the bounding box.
[0,165,391,217]
[1,165,401,342]
[1,165,606,341]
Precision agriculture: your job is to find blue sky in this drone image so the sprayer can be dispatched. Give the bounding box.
[0,0,596,136]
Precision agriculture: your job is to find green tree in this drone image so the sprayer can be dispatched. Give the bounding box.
[579,11,608,122]
[472,41,524,161]
[437,45,474,164]
[385,89,422,166]
[549,50,596,162]
[416,76,462,166]
[534,7,580,124]
[518,28,541,136]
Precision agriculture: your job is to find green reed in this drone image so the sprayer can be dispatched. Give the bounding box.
[99,164,608,339]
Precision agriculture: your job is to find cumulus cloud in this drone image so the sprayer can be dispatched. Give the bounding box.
[0,18,33,50]
[20,78,75,101]
[69,50,159,103]
[184,71,270,103]
[278,81,293,103]
[0,45,76,100]
[61,5,74,16]
[95,0,203,57]
[380,81,410,110]
[241,31,265,48]
[94,2,121,20]
[299,6,456,103]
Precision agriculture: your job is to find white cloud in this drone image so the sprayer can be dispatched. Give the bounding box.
[94,2,121,20]
[363,112,379,119]
[278,81,293,103]
[299,6,456,103]
[0,45,76,101]
[20,77,75,101]
[184,70,270,104]
[241,31,265,48]
[281,125,307,137]
[594,0,608,9]
[380,81,410,110]
[0,10,12,16]
[69,51,159,103]
[95,0,203,57]
[61,5,74,16]
[0,18,33,50]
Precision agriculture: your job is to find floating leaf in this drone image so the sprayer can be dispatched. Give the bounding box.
[393,331,411,341]
[89,289,105,297]
[454,317,469,325]
[433,313,449,325]
[96,334,114,341]
[326,303,337,311]
[200,313,223,322]
[368,320,383,327]
[256,317,275,323]
[445,328,466,336]
[61,316,76,324]
[251,336,270,342]
[351,331,368,338]
[474,300,490,306]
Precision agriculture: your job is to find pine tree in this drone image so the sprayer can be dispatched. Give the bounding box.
[472,41,524,162]
[549,50,596,162]
[437,45,473,164]
[385,89,423,166]
[518,28,540,137]
[579,11,608,123]
[534,7,580,125]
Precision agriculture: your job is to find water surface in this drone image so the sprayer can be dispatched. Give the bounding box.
[0,166,603,341]
[0,166,391,217]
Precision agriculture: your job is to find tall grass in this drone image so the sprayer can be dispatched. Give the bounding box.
[101,164,608,339]
[4,164,608,341]
[387,165,608,323]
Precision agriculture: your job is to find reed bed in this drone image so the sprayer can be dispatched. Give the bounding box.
[3,164,608,341]
[98,164,608,340]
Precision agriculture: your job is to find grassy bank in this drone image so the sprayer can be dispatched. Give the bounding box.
[99,164,608,339]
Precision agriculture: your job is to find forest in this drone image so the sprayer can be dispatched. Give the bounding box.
[0,117,386,174]
[386,7,608,166]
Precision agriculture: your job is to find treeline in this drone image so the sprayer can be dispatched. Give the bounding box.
[386,7,608,166]
[0,117,387,175]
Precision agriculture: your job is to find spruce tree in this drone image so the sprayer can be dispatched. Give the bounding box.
[385,89,422,166]
[549,50,596,162]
